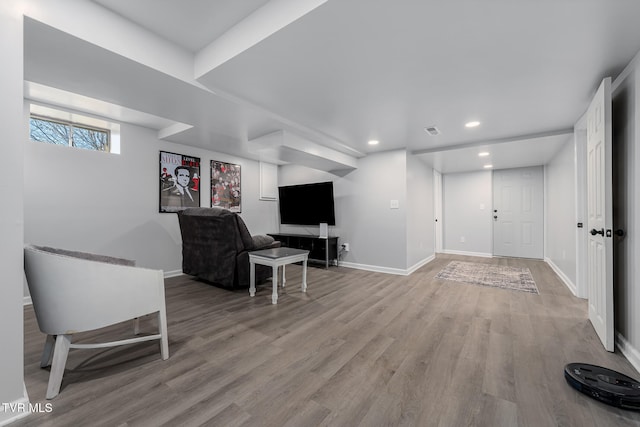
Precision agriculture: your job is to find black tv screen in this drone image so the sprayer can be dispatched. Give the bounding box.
[278,181,336,226]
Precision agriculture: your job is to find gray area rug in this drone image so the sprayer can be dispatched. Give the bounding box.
[435,261,539,294]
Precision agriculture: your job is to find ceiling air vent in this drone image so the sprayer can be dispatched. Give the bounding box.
[424,126,441,136]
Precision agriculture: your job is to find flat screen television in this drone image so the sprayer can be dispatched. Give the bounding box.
[278,181,336,226]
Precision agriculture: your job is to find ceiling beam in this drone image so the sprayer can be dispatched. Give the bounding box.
[411,129,574,155]
[194,0,327,79]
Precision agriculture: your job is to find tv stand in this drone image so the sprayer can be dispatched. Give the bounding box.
[267,233,339,268]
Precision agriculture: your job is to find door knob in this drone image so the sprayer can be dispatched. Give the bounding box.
[615,229,626,237]
[590,228,604,236]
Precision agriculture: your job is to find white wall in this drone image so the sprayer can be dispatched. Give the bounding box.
[279,149,411,272]
[442,171,493,256]
[406,154,435,270]
[24,118,279,276]
[0,3,28,424]
[611,53,640,371]
[544,137,578,291]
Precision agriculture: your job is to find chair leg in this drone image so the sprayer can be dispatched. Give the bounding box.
[158,310,169,360]
[46,334,71,399]
[40,334,56,368]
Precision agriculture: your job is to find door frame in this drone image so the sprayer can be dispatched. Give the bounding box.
[434,170,443,253]
[574,114,588,299]
[492,166,545,259]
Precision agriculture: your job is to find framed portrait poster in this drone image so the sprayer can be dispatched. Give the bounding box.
[211,160,241,212]
[159,151,201,213]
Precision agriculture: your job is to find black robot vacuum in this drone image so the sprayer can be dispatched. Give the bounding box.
[564,363,640,410]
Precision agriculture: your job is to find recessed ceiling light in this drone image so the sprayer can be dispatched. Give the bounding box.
[483,164,493,169]
[478,152,490,157]
[465,121,481,128]
[368,140,379,145]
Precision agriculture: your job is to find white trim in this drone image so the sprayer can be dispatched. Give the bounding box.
[612,48,640,93]
[544,257,579,297]
[339,261,410,276]
[0,384,31,426]
[573,125,588,299]
[543,164,547,260]
[616,332,640,375]
[433,170,443,253]
[341,255,436,276]
[163,269,183,278]
[23,296,32,306]
[259,161,278,200]
[407,255,436,275]
[442,249,493,258]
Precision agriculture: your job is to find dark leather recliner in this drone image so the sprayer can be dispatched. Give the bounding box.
[177,207,280,289]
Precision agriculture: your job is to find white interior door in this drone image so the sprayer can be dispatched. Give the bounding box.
[492,166,544,259]
[586,77,614,352]
[434,170,443,252]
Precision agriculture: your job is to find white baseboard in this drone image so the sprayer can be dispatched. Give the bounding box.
[407,254,436,275]
[340,254,436,276]
[23,296,32,306]
[163,269,183,279]
[0,384,31,426]
[339,261,409,276]
[616,332,640,375]
[441,249,493,258]
[544,257,578,297]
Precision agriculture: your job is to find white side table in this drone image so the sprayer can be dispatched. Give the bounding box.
[249,247,309,304]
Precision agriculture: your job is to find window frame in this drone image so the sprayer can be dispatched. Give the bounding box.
[29,113,111,152]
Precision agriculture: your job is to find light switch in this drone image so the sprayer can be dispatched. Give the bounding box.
[390,200,399,209]
[480,203,485,210]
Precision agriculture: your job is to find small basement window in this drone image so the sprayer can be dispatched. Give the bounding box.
[30,115,110,151]
[28,104,121,154]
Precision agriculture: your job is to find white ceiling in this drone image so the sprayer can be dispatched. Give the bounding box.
[93,0,271,52]
[22,0,640,173]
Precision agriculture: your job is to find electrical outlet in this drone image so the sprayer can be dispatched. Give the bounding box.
[342,243,350,251]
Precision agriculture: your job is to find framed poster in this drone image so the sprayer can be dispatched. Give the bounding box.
[159,151,201,213]
[211,160,241,212]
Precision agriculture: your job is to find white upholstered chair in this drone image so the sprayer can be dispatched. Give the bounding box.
[23,245,169,399]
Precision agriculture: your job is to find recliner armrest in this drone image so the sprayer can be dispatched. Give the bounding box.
[265,240,281,249]
[250,235,279,250]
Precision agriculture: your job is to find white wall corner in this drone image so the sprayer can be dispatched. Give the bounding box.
[340,254,435,276]
[616,332,640,375]
[544,257,579,297]
[407,254,436,275]
[163,270,184,279]
[0,384,30,426]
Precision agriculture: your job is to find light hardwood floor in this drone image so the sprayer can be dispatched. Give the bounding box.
[15,254,640,426]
